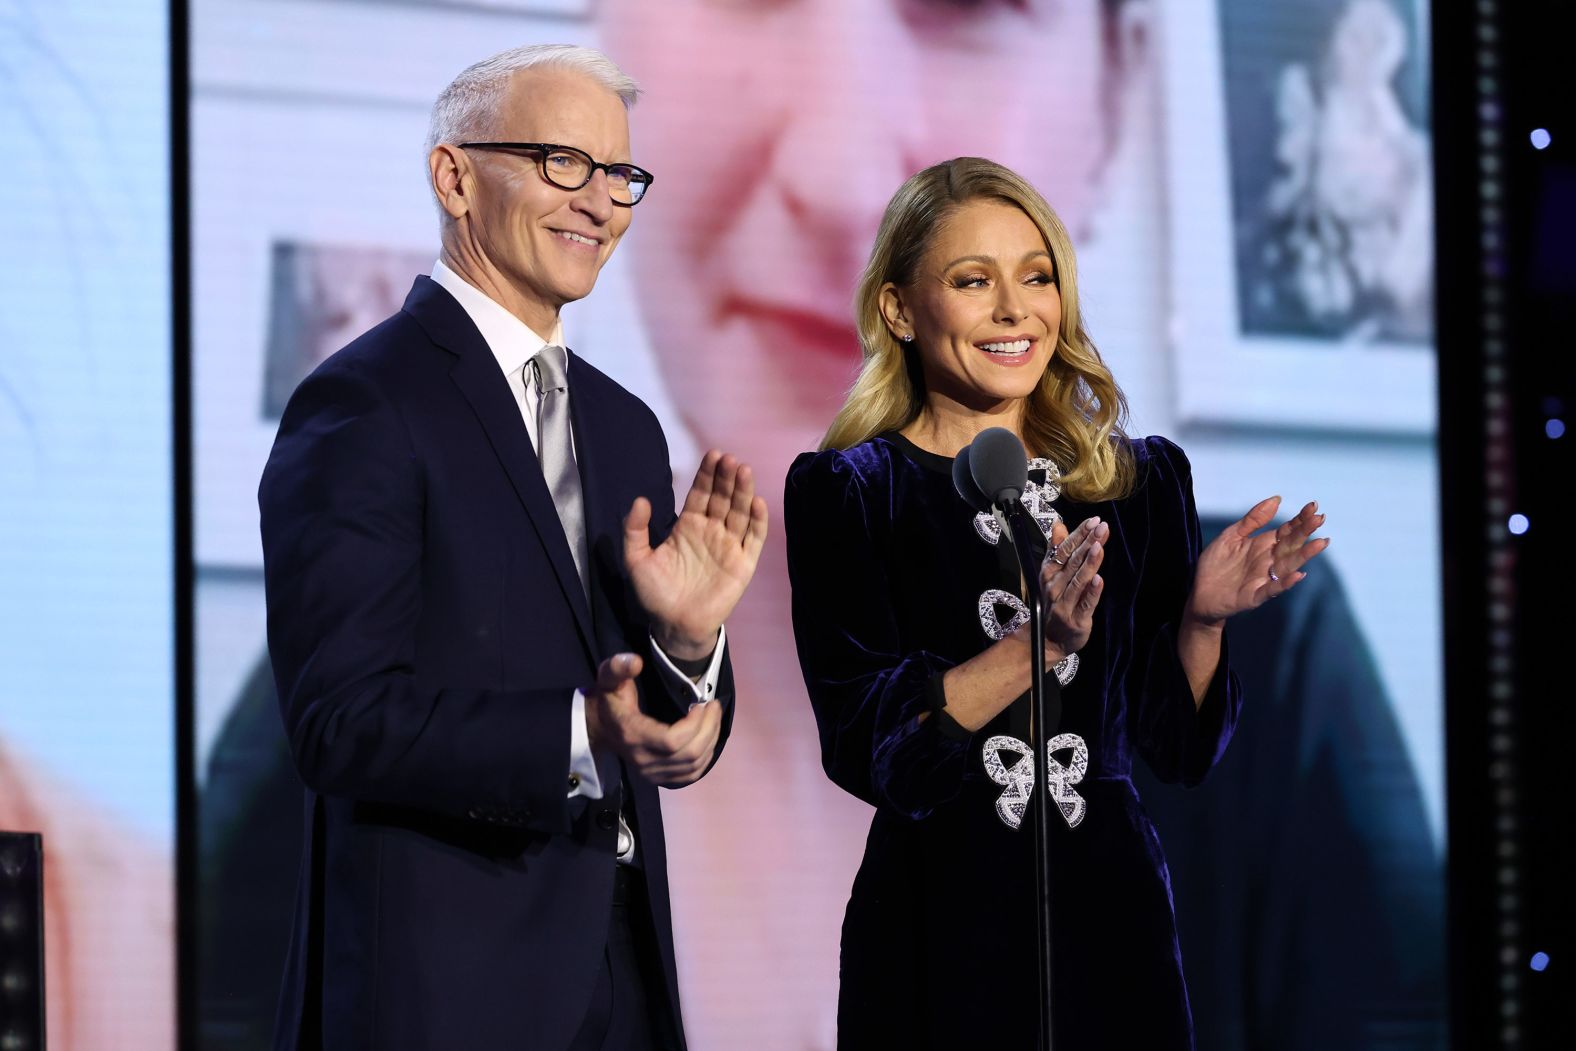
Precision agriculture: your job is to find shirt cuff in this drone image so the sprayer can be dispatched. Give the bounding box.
[567,689,603,800]
[649,625,727,707]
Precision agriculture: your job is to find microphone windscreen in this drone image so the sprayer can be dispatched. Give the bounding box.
[968,427,1028,505]
[952,444,992,512]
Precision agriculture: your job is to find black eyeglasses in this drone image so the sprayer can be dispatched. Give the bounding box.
[458,142,654,206]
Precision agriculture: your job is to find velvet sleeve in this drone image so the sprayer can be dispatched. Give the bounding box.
[784,449,972,820]
[1127,437,1243,786]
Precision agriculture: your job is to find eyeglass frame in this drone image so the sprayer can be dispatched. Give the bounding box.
[457,142,655,206]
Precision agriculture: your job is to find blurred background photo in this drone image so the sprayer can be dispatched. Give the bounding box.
[190,2,1444,1049]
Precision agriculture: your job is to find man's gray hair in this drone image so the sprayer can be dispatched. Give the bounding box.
[425,44,640,158]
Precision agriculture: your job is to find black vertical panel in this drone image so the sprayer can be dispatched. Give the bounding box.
[0,832,45,1050]
[1501,0,1575,1045]
[171,0,195,1047]
[1432,0,1493,1045]
[1437,1,1576,1047]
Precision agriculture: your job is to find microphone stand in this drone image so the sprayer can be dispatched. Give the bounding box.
[997,496,1062,1051]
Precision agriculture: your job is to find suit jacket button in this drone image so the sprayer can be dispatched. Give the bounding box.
[595,809,616,831]
[467,808,482,820]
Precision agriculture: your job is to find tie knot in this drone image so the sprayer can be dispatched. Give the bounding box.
[532,344,569,394]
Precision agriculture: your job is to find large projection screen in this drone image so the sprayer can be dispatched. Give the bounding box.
[191,2,1444,1048]
[0,1,175,1047]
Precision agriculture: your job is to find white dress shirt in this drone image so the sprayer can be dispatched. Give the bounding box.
[430,259,726,804]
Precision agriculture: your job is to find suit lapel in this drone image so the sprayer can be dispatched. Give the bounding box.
[404,277,596,655]
[566,351,632,661]
[565,354,631,809]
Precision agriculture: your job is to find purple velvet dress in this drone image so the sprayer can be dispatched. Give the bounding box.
[784,432,1241,1050]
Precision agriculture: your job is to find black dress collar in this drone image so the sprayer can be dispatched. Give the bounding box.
[876,431,954,476]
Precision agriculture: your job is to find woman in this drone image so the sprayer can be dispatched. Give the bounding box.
[784,157,1327,1048]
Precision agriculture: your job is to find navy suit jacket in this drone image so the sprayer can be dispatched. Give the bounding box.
[258,276,733,1050]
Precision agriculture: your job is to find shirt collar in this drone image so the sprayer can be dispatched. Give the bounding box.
[430,257,565,379]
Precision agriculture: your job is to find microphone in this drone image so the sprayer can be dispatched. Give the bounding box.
[966,427,1029,509]
[952,443,991,512]
[956,426,1060,1051]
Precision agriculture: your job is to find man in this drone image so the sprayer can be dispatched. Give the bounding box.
[259,44,766,1050]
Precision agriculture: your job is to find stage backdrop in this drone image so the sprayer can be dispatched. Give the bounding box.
[191,1,1444,1048]
[0,1,175,1048]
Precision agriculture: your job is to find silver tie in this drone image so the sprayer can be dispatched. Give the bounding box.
[534,347,637,863]
[529,345,589,595]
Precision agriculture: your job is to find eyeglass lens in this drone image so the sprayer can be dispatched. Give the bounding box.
[541,149,648,204]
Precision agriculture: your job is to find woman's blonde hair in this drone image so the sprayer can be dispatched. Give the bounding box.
[823,157,1135,502]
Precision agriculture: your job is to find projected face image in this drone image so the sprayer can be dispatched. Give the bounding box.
[601,0,1114,461]
[592,7,1127,1046]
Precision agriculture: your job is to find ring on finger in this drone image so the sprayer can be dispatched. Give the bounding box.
[1268,568,1281,583]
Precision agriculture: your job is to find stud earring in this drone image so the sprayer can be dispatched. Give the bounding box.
[901,334,914,343]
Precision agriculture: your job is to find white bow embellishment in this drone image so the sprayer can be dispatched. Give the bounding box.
[981,732,1090,830]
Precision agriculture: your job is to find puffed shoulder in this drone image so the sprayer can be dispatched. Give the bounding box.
[785,439,897,502]
[785,441,911,543]
[1129,434,1194,489]
[1121,435,1198,527]
[1130,434,1190,474]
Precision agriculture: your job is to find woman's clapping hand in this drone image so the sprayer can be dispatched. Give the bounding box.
[1039,516,1108,659]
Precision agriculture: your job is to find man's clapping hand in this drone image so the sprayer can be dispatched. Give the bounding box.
[624,450,768,661]
[584,653,724,786]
